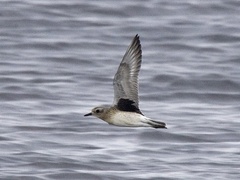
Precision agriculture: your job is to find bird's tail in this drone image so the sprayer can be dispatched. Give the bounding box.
[147,119,167,129]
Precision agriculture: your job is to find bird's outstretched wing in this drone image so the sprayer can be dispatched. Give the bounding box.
[113,34,142,113]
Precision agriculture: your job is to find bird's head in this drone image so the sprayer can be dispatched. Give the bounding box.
[84,106,110,120]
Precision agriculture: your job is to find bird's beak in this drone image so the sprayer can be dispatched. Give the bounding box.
[84,112,92,116]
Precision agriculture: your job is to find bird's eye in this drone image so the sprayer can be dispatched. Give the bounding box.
[96,109,100,113]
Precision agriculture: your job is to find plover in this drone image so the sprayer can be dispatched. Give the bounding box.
[84,35,166,129]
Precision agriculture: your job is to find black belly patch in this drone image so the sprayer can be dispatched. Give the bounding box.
[116,98,143,115]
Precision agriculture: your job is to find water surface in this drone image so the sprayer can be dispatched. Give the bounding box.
[1,0,240,179]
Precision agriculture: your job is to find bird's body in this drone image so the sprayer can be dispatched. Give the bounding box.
[96,106,144,127]
[84,35,166,129]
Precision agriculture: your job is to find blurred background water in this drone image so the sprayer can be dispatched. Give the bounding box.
[0,0,240,179]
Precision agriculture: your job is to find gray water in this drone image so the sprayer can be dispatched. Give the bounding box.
[1,0,240,179]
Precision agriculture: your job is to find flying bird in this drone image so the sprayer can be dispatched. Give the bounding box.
[84,35,166,129]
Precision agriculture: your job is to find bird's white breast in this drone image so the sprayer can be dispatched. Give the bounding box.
[109,111,147,127]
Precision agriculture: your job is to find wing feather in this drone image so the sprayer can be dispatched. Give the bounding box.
[113,34,142,109]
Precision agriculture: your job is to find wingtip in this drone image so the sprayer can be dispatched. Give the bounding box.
[135,34,140,40]
[132,34,141,50]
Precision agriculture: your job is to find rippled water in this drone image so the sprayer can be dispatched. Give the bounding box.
[1,0,240,179]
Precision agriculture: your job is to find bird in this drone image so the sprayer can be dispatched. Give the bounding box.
[84,34,166,129]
